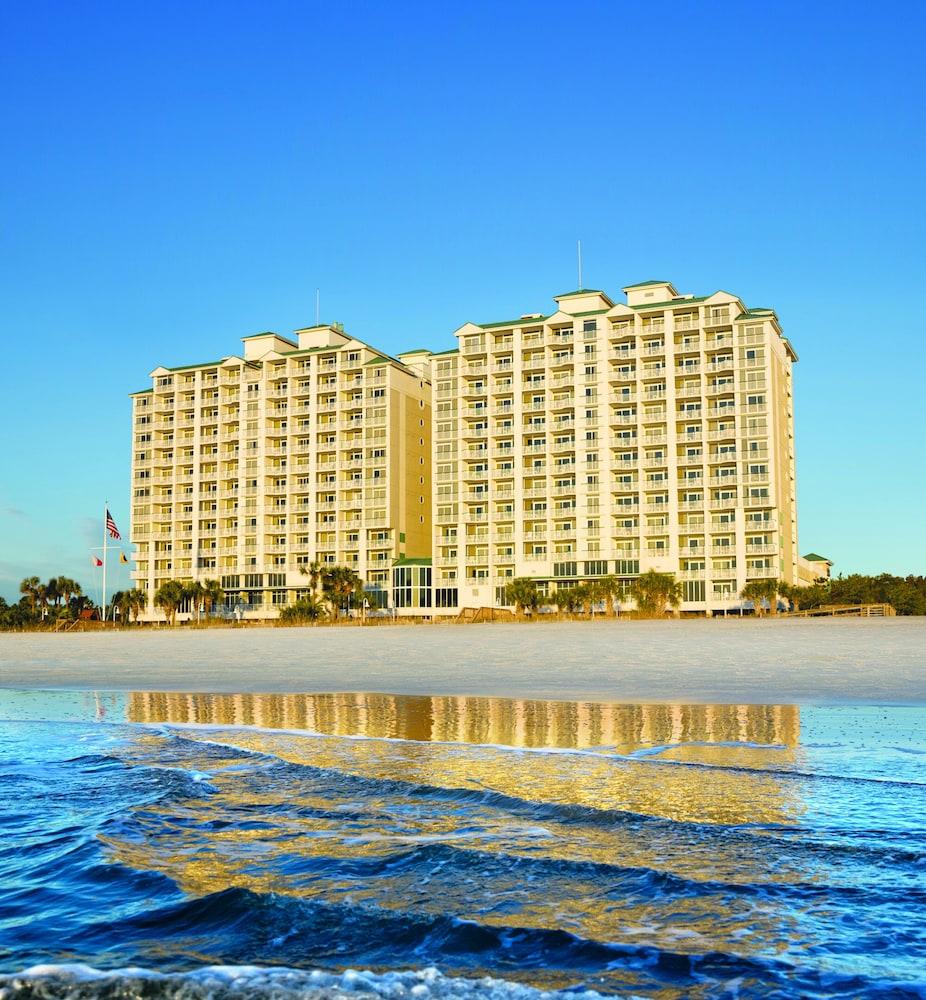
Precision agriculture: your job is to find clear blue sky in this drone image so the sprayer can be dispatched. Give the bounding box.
[1,0,924,603]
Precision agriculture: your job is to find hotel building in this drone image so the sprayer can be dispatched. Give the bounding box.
[129,278,798,617]
[129,324,430,616]
[415,280,798,615]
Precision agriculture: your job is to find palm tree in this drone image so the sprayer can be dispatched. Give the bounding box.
[45,578,61,608]
[35,582,49,619]
[630,571,683,618]
[279,596,328,623]
[503,578,539,617]
[777,581,804,613]
[741,578,780,616]
[580,580,611,616]
[299,561,324,599]
[597,575,623,617]
[320,566,363,618]
[109,590,125,623]
[184,580,205,622]
[19,577,40,616]
[125,589,147,623]
[201,579,224,616]
[154,580,185,626]
[57,578,80,608]
[552,586,583,616]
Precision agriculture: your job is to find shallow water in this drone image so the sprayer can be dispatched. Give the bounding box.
[0,692,924,998]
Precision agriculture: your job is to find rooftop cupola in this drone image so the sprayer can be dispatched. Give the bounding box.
[241,331,297,360]
[552,288,614,314]
[622,280,679,306]
[293,324,351,350]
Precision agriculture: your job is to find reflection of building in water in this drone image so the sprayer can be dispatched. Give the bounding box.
[127,691,798,753]
[112,692,806,913]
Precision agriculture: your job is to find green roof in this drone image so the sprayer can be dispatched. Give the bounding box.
[554,288,606,298]
[478,315,548,329]
[129,388,153,396]
[803,553,832,564]
[363,356,389,366]
[623,279,672,289]
[630,296,708,311]
[570,308,609,317]
[392,557,432,566]
[431,347,460,356]
[166,359,227,372]
[241,331,291,341]
[398,347,432,355]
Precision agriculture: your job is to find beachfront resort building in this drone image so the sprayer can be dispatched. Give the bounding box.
[413,281,799,615]
[129,324,430,617]
[129,279,799,617]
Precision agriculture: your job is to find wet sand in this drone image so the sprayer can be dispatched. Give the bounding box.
[1,617,923,703]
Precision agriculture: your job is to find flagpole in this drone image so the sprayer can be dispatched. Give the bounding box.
[102,501,108,622]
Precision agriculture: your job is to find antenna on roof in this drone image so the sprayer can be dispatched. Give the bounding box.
[576,240,583,289]
[315,288,320,326]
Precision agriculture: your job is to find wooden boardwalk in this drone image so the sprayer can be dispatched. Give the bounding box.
[788,603,896,618]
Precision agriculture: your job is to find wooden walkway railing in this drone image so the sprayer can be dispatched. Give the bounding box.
[788,603,896,618]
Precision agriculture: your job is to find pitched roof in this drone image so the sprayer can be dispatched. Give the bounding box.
[622,279,673,289]
[166,359,227,372]
[478,316,548,329]
[631,296,708,311]
[802,552,832,564]
[555,287,606,297]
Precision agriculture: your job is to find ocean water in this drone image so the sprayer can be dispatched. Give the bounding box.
[0,692,924,999]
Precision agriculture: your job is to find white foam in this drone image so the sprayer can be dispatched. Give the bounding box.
[1,963,607,1000]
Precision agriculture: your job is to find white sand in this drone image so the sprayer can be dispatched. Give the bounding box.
[1,618,923,703]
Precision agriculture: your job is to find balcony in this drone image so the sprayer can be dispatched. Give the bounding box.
[745,543,779,555]
[746,566,778,579]
[677,500,704,512]
[676,385,702,399]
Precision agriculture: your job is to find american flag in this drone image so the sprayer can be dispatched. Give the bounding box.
[105,508,121,540]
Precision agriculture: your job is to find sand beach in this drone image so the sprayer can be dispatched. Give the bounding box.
[1,616,923,703]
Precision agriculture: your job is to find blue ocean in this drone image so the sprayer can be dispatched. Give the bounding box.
[0,692,924,999]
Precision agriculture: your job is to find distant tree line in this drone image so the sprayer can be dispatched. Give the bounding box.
[795,574,926,616]
[1,576,95,629]
[503,570,926,618]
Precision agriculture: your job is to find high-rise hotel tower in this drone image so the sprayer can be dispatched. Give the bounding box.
[129,279,798,617]
[415,280,798,615]
[129,325,430,615]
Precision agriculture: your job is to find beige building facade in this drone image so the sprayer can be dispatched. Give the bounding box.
[129,279,799,618]
[418,281,798,615]
[129,324,430,619]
